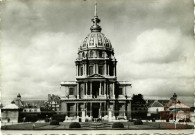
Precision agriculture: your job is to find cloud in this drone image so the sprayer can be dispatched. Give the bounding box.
[1,32,79,104]
[122,28,194,63]
[117,28,194,98]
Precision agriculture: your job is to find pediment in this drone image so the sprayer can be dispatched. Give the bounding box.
[88,74,105,78]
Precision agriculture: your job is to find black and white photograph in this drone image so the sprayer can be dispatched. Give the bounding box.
[0,0,194,134]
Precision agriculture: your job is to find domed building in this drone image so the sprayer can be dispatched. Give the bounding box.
[60,3,132,122]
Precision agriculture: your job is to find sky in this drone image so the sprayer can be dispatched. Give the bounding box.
[1,0,194,106]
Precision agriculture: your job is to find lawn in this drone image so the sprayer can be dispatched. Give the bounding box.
[1,122,194,130]
[1,123,49,130]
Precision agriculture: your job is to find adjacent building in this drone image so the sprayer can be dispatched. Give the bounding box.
[1,104,21,123]
[46,94,61,111]
[60,4,132,122]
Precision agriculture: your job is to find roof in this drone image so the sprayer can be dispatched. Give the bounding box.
[117,81,131,86]
[3,104,19,109]
[23,100,46,107]
[61,81,77,86]
[150,100,163,107]
[80,32,112,50]
[169,103,190,109]
[12,99,24,108]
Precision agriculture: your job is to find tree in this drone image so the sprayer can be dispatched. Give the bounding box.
[131,94,147,119]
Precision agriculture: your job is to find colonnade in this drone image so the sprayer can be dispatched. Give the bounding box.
[75,62,116,76]
[62,101,130,119]
[76,81,115,99]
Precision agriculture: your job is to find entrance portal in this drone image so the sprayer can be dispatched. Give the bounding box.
[92,82,100,98]
[92,103,99,118]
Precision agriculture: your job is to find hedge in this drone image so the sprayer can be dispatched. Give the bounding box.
[69,122,81,128]
[112,122,124,128]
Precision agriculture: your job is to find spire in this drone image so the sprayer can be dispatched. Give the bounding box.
[94,2,97,17]
[90,2,102,32]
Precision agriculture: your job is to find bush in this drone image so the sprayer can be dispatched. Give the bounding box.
[52,114,65,122]
[112,122,124,128]
[69,122,81,128]
[50,120,59,125]
[133,119,143,125]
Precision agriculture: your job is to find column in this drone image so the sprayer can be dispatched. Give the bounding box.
[123,87,125,95]
[104,102,106,116]
[113,83,115,99]
[77,83,79,99]
[90,103,92,117]
[90,82,92,96]
[99,82,101,95]
[100,103,102,118]
[104,82,106,95]
[84,82,86,96]
[125,86,127,96]
[108,64,110,75]
[76,103,78,117]
[108,108,112,122]
[93,64,95,74]
[113,65,115,76]
[95,63,96,74]
[85,63,87,75]
[84,64,86,75]
[96,64,99,74]
[83,64,85,75]
[127,101,131,120]
[85,82,88,96]
[85,103,87,116]
[76,65,78,76]
[113,101,115,119]
[81,108,86,122]
[64,103,67,116]
[104,61,107,75]
[115,63,117,76]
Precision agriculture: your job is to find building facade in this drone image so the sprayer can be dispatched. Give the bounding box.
[60,4,132,122]
[47,94,60,111]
